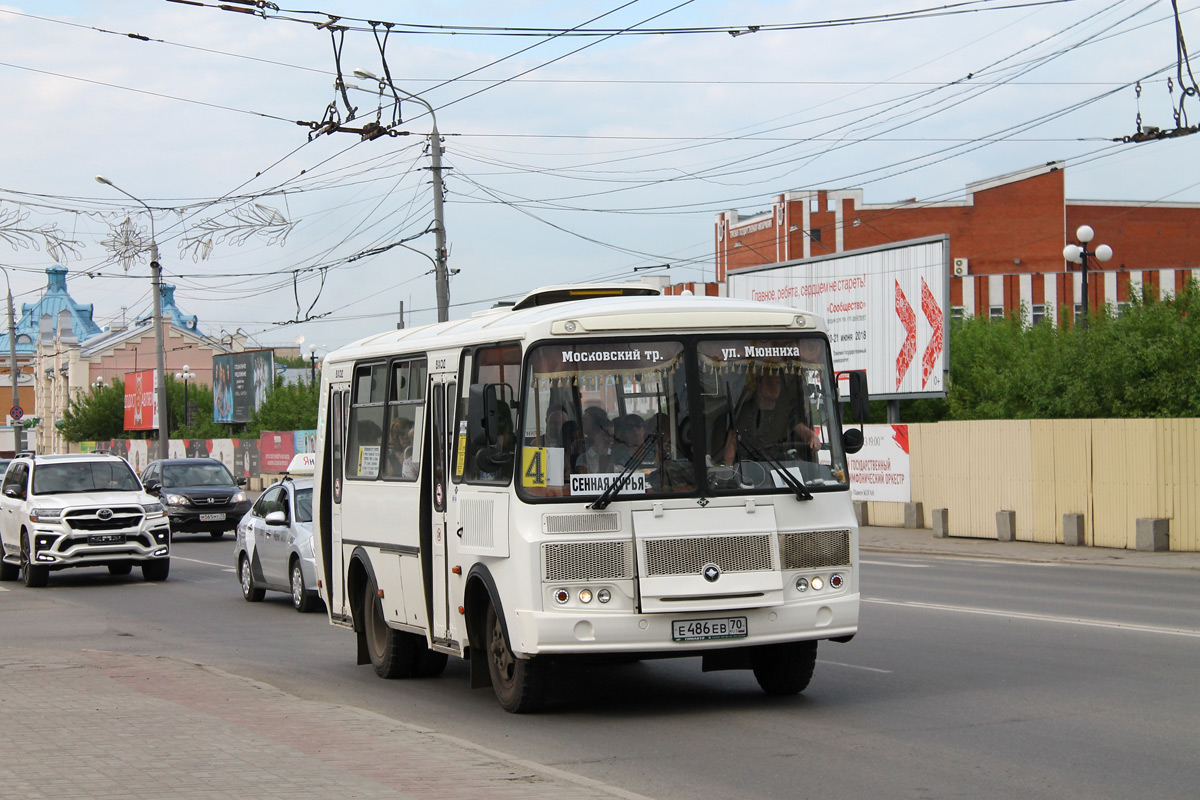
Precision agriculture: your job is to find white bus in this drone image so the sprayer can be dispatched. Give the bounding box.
[312,285,869,712]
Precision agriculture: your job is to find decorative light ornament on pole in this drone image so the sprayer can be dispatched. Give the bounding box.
[175,365,196,428]
[352,68,451,322]
[96,175,170,458]
[0,266,22,452]
[1062,225,1113,330]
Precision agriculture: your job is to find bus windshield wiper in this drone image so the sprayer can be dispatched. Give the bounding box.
[734,433,813,501]
[590,432,660,511]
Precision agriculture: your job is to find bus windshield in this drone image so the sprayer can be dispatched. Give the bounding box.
[518,335,848,502]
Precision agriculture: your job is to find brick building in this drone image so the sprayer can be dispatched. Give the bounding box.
[714,161,1200,324]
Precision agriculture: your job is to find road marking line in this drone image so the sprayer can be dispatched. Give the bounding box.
[171,556,231,569]
[865,598,1200,638]
[818,659,892,673]
[860,560,929,568]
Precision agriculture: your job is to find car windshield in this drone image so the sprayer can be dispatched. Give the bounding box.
[162,463,235,488]
[33,461,142,495]
[294,486,313,523]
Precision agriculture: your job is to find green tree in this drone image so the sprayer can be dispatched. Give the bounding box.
[244,377,319,435]
[60,379,130,442]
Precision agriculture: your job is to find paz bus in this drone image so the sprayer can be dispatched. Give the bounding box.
[311,284,869,712]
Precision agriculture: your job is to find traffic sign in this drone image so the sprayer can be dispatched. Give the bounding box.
[10,406,23,421]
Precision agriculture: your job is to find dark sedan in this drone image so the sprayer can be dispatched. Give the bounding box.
[140,458,250,539]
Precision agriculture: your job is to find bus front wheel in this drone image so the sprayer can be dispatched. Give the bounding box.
[363,580,417,679]
[485,602,547,713]
[750,640,817,695]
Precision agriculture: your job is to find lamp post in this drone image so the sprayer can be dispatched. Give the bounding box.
[96,175,170,458]
[1063,225,1113,330]
[308,344,318,387]
[0,266,22,452]
[174,364,195,428]
[352,68,451,322]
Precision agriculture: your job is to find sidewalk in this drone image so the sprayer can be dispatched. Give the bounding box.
[0,647,651,800]
[860,524,1200,570]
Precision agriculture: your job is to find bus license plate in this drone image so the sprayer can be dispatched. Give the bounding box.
[672,616,748,642]
[199,513,226,522]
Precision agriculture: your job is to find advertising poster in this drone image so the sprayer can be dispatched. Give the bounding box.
[209,439,235,474]
[213,350,275,424]
[233,438,261,479]
[294,429,317,454]
[185,439,210,459]
[847,424,912,503]
[123,369,159,431]
[126,439,149,475]
[259,431,295,473]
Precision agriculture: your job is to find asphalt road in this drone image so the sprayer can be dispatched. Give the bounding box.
[4,535,1198,800]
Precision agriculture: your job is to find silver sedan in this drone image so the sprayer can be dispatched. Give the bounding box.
[234,473,320,612]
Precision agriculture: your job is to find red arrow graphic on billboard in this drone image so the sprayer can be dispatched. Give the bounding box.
[895,280,916,390]
[920,276,944,389]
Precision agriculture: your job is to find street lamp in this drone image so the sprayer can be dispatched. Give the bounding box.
[0,266,23,451]
[308,344,318,386]
[1063,224,1113,330]
[352,68,451,322]
[174,364,195,428]
[95,175,170,458]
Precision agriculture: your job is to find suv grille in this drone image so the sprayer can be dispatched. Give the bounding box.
[64,506,146,532]
[643,534,774,576]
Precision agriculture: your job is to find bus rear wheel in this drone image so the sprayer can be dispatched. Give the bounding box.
[750,640,818,695]
[485,602,547,713]
[363,580,417,679]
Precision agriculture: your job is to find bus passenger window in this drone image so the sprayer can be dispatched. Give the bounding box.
[347,362,387,479]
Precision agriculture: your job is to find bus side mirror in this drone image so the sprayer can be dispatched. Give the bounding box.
[842,427,864,455]
[846,370,870,424]
[468,383,504,447]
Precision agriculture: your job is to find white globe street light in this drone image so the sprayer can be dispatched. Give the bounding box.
[1063,224,1113,329]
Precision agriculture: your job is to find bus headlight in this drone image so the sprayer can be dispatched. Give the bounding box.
[578,589,593,604]
[811,576,824,591]
[795,577,809,592]
[597,588,611,604]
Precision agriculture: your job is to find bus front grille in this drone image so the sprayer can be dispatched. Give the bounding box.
[543,540,635,582]
[643,534,774,577]
[778,530,851,569]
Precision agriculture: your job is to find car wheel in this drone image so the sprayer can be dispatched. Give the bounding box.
[239,554,265,602]
[141,558,170,582]
[210,531,225,539]
[290,559,316,613]
[750,640,817,695]
[108,562,133,576]
[485,601,547,713]
[20,533,48,588]
[362,578,417,679]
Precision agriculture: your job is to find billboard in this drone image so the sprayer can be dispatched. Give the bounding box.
[848,424,912,503]
[213,350,275,424]
[727,236,949,400]
[123,369,159,431]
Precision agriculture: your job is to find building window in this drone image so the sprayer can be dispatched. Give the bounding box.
[989,306,1004,320]
[809,228,822,243]
[951,306,965,322]
[1074,303,1082,321]
[1117,301,1130,317]
[1031,304,1045,325]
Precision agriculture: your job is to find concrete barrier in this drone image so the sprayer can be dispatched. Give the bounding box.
[931,508,950,538]
[904,501,924,529]
[996,510,1016,542]
[1135,518,1169,552]
[1062,513,1085,546]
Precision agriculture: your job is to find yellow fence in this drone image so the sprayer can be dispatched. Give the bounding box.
[863,419,1200,552]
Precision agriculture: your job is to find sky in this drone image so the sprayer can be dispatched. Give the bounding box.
[1,0,1198,356]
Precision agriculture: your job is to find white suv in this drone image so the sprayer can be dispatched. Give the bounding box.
[0,453,171,587]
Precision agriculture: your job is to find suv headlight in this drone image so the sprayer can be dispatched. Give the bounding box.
[232,491,247,504]
[164,494,190,506]
[30,508,63,523]
[142,503,165,518]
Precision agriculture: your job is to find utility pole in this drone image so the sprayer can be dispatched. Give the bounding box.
[428,117,450,322]
[2,268,22,452]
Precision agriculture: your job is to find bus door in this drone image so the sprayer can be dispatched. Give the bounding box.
[425,374,454,642]
[323,383,351,621]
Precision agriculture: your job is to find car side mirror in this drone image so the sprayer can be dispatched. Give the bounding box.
[236,477,247,487]
[144,480,161,493]
[3,486,20,499]
[264,510,288,526]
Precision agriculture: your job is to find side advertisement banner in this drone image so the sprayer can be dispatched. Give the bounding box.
[848,424,911,503]
[123,369,158,431]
